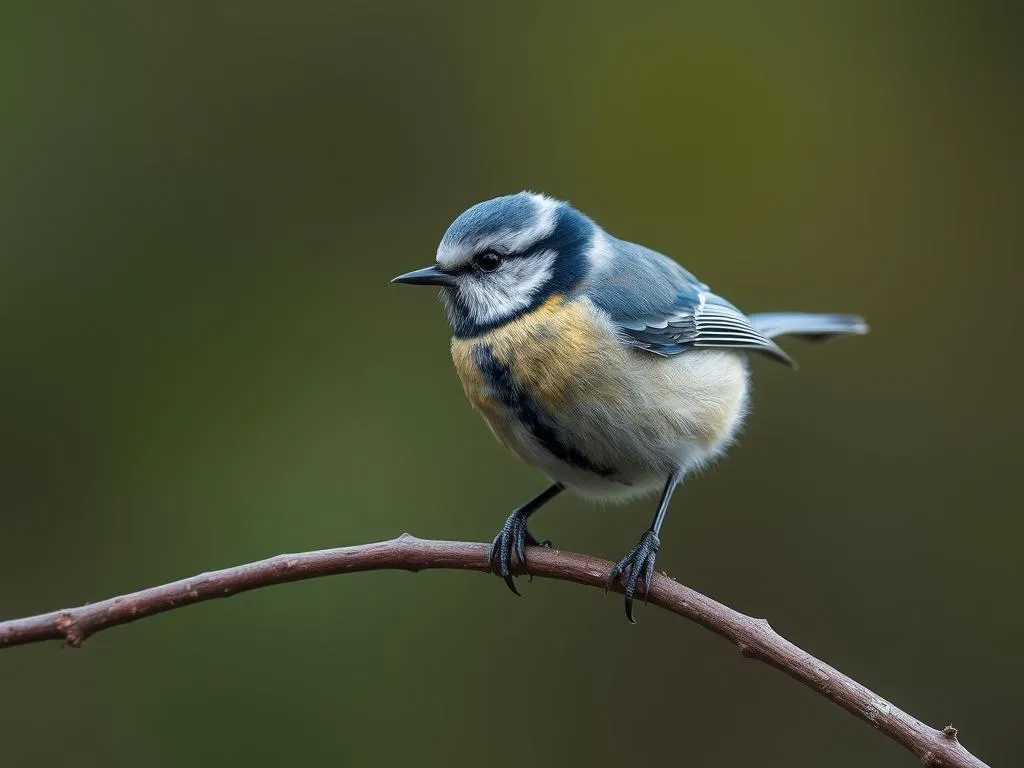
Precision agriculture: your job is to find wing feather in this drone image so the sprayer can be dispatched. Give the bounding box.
[587,237,794,365]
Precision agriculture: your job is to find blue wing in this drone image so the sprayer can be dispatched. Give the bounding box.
[586,238,794,366]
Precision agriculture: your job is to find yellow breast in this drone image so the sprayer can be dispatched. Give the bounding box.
[450,295,624,449]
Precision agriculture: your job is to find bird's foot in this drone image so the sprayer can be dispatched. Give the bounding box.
[488,508,552,596]
[606,530,660,623]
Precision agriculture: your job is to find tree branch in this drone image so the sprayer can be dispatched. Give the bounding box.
[0,535,988,767]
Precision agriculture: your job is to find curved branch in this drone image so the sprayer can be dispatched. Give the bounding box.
[0,535,988,767]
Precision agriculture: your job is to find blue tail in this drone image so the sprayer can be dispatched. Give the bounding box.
[748,312,869,342]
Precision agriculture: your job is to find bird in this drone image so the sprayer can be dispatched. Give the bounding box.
[392,192,867,622]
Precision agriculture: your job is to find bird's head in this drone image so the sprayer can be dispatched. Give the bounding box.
[392,192,598,336]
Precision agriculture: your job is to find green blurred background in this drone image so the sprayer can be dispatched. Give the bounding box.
[2,2,1021,765]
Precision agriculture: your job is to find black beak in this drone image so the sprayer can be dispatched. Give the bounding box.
[391,265,456,287]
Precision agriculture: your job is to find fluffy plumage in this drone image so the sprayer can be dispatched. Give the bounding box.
[421,191,866,498]
[394,191,867,619]
[451,294,749,500]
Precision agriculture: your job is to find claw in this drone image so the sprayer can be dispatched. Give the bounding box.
[503,572,521,596]
[608,531,660,623]
[514,529,527,570]
[624,565,640,623]
[642,556,657,606]
[488,505,550,596]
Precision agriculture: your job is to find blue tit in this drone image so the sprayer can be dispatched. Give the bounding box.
[393,192,867,622]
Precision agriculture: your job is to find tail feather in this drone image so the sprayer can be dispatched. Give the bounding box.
[748,312,869,342]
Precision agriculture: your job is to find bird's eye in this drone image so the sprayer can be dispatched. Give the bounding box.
[473,251,502,272]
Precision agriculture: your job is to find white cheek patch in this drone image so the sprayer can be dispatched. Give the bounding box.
[456,250,557,325]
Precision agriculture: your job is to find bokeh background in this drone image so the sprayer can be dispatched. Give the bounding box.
[2,2,1021,765]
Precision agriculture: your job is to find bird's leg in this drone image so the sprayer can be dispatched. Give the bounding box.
[488,483,564,595]
[607,473,680,623]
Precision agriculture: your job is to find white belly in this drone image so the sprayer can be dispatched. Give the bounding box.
[537,348,750,500]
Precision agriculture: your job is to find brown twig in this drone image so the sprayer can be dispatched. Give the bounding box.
[0,535,988,767]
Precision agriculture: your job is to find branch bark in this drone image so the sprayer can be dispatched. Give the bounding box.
[0,535,988,767]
